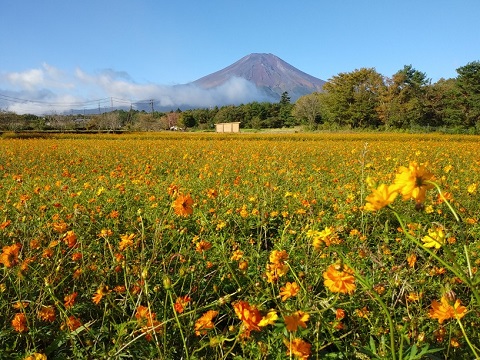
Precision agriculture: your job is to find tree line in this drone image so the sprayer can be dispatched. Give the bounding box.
[1,61,479,132]
[294,61,480,132]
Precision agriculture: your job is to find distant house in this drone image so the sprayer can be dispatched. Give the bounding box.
[215,122,240,133]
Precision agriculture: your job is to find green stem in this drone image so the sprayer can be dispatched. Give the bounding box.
[457,318,480,359]
[426,181,460,222]
[351,268,397,360]
[168,290,189,359]
[392,210,480,306]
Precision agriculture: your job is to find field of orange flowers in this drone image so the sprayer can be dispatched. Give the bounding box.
[1,132,480,359]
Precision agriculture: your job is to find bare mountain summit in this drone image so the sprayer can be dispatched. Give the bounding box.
[191,53,325,102]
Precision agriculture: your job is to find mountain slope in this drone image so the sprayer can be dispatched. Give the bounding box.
[191,53,325,101]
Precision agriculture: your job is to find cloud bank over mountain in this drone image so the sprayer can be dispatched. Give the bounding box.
[0,54,324,115]
[0,65,268,114]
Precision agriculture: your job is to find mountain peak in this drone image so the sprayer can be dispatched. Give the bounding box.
[191,53,324,101]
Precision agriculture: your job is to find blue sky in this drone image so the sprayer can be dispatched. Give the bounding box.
[1,0,479,114]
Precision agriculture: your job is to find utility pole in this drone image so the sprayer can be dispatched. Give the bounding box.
[150,99,154,114]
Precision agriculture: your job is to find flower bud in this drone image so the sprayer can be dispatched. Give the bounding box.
[162,275,171,290]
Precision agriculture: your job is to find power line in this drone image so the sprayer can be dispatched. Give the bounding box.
[0,93,162,115]
[0,94,157,106]
[0,93,111,107]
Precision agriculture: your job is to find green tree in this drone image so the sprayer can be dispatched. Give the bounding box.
[279,92,295,127]
[424,78,462,128]
[181,111,197,128]
[280,91,291,105]
[292,92,323,129]
[377,65,429,129]
[321,68,385,128]
[455,61,480,128]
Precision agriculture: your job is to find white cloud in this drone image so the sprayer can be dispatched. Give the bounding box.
[5,69,44,91]
[1,64,271,114]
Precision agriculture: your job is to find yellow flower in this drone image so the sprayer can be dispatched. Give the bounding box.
[467,183,477,194]
[310,226,339,248]
[422,228,445,249]
[392,161,434,204]
[279,282,300,301]
[23,353,47,360]
[230,249,244,261]
[258,310,278,327]
[323,264,356,294]
[428,295,467,324]
[364,184,398,211]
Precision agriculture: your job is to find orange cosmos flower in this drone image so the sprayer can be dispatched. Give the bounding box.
[118,233,136,251]
[323,264,356,294]
[206,188,218,199]
[230,250,244,261]
[12,312,28,333]
[38,306,56,322]
[407,253,417,268]
[135,305,162,340]
[0,243,22,268]
[173,193,194,217]
[279,282,300,301]
[98,228,113,238]
[364,184,398,211]
[195,240,212,253]
[64,292,78,309]
[233,300,263,335]
[266,249,290,283]
[0,220,11,229]
[194,310,218,336]
[109,210,120,219]
[71,252,83,261]
[92,285,109,305]
[392,161,434,204]
[167,183,179,197]
[52,221,68,233]
[63,316,82,331]
[284,337,311,359]
[12,301,29,310]
[238,260,248,270]
[174,295,191,314]
[429,295,467,324]
[30,239,41,250]
[63,230,77,248]
[269,249,289,264]
[284,311,310,332]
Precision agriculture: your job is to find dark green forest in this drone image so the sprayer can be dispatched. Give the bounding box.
[2,61,480,133]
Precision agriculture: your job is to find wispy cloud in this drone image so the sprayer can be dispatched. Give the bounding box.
[0,64,269,114]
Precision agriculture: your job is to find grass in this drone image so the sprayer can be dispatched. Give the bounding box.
[1,132,480,359]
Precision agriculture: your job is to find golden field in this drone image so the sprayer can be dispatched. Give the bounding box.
[1,132,480,359]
